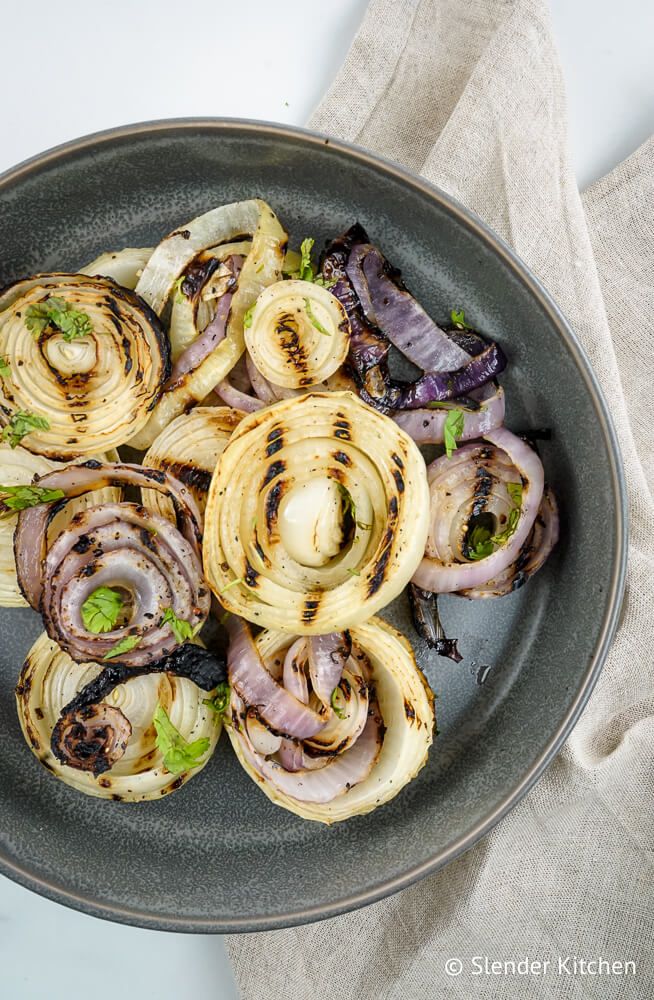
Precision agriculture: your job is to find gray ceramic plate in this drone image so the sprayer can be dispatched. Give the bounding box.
[0,119,627,932]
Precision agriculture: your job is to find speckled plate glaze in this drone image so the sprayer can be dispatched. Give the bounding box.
[0,119,627,932]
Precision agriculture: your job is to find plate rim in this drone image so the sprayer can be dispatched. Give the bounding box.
[0,116,629,933]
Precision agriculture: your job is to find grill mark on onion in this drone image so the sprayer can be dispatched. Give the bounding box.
[160,460,213,493]
[264,480,285,532]
[392,469,405,493]
[333,450,351,466]
[262,459,286,487]
[367,528,395,597]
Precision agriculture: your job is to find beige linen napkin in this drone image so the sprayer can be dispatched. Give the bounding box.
[226,1,654,996]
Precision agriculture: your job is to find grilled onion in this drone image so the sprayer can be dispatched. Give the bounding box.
[0,273,169,458]
[142,406,243,519]
[0,444,121,607]
[413,427,546,594]
[80,247,153,289]
[245,280,350,388]
[129,200,287,448]
[16,632,221,800]
[203,392,430,633]
[14,462,208,665]
[226,617,434,823]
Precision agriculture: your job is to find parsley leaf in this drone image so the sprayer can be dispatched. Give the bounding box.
[243,305,255,329]
[0,484,64,512]
[443,408,465,458]
[2,411,50,448]
[25,297,93,342]
[103,634,141,660]
[81,587,124,634]
[450,308,473,330]
[506,481,523,507]
[467,524,494,560]
[203,682,230,716]
[336,482,356,519]
[0,357,10,377]
[220,577,245,594]
[153,704,210,774]
[331,686,347,720]
[346,567,361,577]
[304,297,331,336]
[173,276,187,304]
[160,607,198,645]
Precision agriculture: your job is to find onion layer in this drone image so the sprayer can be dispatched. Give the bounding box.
[16,632,221,800]
[142,406,243,519]
[80,247,153,289]
[245,280,350,388]
[226,617,434,824]
[129,200,287,448]
[0,444,121,607]
[203,392,430,633]
[14,463,208,665]
[0,273,169,458]
[412,428,546,594]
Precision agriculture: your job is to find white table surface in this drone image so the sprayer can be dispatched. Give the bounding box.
[1,2,652,997]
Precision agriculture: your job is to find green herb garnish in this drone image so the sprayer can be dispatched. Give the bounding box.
[450,308,473,330]
[313,275,337,289]
[243,305,255,329]
[160,607,199,645]
[0,484,64,512]
[25,296,93,342]
[2,411,50,448]
[443,408,465,458]
[203,683,230,716]
[0,357,10,377]
[346,568,361,577]
[173,276,187,304]
[153,704,210,775]
[220,577,245,594]
[103,634,141,660]
[81,587,124,634]
[304,297,330,336]
[467,482,523,560]
[331,686,347,720]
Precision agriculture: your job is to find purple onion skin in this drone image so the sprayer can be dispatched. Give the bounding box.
[321,225,506,412]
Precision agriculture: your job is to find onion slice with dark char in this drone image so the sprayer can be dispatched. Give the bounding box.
[347,244,470,372]
[412,427,545,594]
[227,616,325,740]
[14,462,209,667]
[51,703,132,776]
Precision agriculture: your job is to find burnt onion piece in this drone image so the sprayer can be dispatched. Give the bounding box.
[51,703,132,776]
[413,428,549,594]
[49,643,227,773]
[408,585,462,662]
[226,617,434,823]
[320,225,506,413]
[0,273,170,458]
[16,632,222,800]
[14,462,209,666]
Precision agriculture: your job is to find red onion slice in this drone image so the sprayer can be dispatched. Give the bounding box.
[412,427,545,594]
[307,631,351,707]
[227,617,325,740]
[394,384,505,444]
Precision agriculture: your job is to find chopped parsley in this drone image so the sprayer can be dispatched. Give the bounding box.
[103,634,141,660]
[160,607,199,645]
[450,308,473,330]
[0,357,10,377]
[467,482,523,560]
[443,408,465,459]
[173,276,187,304]
[2,411,50,448]
[203,683,231,716]
[331,686,347,719]
[25,296,93,342]
[243,305,256,329]
[220,577,245,594]
[304,298,330,336]
[81,587,124,634]
[153,704,210,775]
[0,484,64,512]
